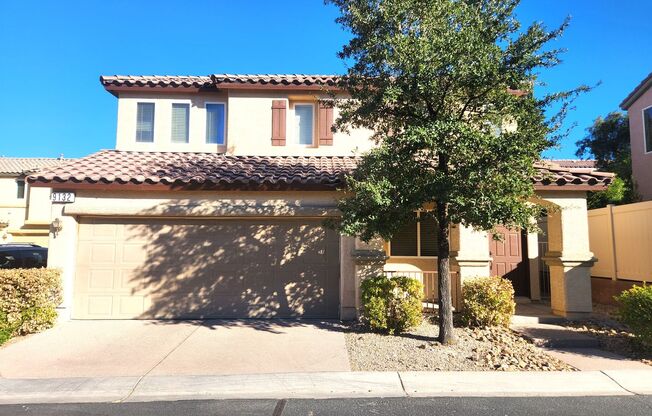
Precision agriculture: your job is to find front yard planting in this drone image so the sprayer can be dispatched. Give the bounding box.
[345,317,574,371]
[0,268,62,346]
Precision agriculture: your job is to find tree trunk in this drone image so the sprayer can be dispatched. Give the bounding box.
[436,202,456,344]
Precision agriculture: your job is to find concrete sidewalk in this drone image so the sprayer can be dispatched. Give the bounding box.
[1,370,651,404]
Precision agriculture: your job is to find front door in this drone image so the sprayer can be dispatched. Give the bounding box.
[489,226,529,297]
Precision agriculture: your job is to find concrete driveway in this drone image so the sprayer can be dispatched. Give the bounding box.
[0,320,351,379]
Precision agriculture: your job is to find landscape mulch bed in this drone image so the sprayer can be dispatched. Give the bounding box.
[345,317,575,372]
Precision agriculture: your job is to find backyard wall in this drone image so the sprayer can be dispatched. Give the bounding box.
[588,201,652,304]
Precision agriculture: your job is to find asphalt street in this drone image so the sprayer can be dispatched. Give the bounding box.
[1,396,652,416]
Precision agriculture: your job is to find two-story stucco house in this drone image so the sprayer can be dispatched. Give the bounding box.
[0,157,71,246]
[620,72,652,201]
[29,74,612,321]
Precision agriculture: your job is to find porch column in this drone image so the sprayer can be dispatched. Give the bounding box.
[339,235,357,320]
[351,237,388,318]
[527,230,541,301]
[47,204,78,322]
[540,192,595,318]
[450,224,491,281]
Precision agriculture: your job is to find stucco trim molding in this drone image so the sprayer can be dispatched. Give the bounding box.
[63,203,341,218]
[351,249,389,265]
[542,251,597,268]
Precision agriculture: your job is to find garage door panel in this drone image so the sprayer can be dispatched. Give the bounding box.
[74,218,340,319]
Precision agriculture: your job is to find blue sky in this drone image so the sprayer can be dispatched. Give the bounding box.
[1,0,651,159]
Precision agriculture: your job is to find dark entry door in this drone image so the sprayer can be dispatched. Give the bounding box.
[489,226,529,297]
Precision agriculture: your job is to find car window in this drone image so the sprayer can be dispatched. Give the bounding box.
[0,252,19,269]
[21,250,47,268]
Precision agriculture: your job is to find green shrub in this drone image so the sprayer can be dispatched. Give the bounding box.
[360,275,423,334]
[615,284,652,346]
[460,276,515,327]
[0,268,62,343]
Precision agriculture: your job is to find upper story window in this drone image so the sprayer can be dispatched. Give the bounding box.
[206,103,226,145]
[644,106,652,153]
[136,102,155,143]
[16,179,25,199]
[294,104,314,145]
[389,212,439,257]
[171,103,190,143]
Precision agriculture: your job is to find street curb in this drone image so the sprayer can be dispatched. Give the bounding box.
[1,370,650,404]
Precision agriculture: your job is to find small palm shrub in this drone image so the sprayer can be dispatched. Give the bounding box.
[460,276,515,327]
[360,275,423,334]
[0,268,62,344]
[615,284,652,346]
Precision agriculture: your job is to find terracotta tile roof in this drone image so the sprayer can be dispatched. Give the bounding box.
[0,157,73,176]
[533,161,613,188]
[546,159,598,170]
[620,71,652,110]
[28,150,357,190]
[100,75,213,89]
[100,74,339,90]
[28,150,613,191]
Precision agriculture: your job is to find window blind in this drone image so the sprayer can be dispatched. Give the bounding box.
[171,103,189,143]
[136,103,155,142]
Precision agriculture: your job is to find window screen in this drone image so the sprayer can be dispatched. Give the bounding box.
[171,103,190,143]
[390,215,418,256]
[420,215,439,257]
[206,103,226,145]
[136,102,155,142]
[644,107,652,153]
[294,104,314,145]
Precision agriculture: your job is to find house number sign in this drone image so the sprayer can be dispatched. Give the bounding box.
[50,191,76,203]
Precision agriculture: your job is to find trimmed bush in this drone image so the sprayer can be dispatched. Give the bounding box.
[615,284,652,346]
[360,275,423,334]
[0,268,62,343]
[460,276,515,327]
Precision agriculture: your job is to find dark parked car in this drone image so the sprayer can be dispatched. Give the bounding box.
[0,244,48,269]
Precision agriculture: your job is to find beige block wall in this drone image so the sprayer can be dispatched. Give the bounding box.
[115,90,375,156]
[627,86,652,201]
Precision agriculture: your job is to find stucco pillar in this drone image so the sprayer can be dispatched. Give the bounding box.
[339,235,357,320]
[540,192,595,318]
[46,204,78,322]
[450,224,491,281]
[527,230,541,301]
[351,237,388,318]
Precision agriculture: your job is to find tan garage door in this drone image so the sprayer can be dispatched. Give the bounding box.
[73,217,340,319]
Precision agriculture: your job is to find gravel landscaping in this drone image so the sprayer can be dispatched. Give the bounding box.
[345,318,575,372]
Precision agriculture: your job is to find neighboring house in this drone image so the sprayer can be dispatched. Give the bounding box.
[620,72,652,201]
[0,157,70,246]
[29,74,612,321]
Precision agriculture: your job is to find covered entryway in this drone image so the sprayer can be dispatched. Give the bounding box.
[489,226,530,297]
[73,217,340,319]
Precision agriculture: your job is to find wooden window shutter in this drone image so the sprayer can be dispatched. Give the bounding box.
[318,102,334,146]
[271,100,286,146]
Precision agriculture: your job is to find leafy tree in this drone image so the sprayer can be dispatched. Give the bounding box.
[575,112,637,208]
[327,0,586,344]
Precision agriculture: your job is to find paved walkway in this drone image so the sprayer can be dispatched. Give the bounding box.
[1,370,651,404]
[0,320,350,378]
[511,304,650,371]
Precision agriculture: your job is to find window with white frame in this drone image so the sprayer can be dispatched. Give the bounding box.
[136,102,155,142]
[644,106,652,153]
[294,104,314,145]
[389,212,439,257]
[206,103,226,145]
[171,103,190,143]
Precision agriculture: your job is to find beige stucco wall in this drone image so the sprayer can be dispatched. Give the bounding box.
[115,90,375,156]
[48,189,356,320]
[0,176,51,245]
[626,86,652,201]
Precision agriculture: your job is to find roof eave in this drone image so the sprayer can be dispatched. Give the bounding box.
[620,73,652,110]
